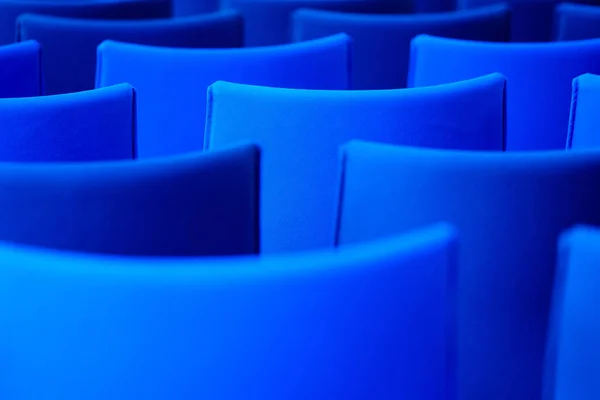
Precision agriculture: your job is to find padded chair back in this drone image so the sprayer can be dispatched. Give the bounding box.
[0,40,41,98]
[409,35,600,150]
[292,4,510,89]
[0,84,135,162]
[97,34,351,158]
[336,140,600,400]
[206,74,506,253]
[0,144,259,255]
[18,11,243,95]
[544,225,600,400]
[0,0,170,45]
[0,223,456,400]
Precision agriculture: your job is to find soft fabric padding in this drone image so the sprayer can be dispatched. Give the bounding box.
[0,0,170,45]
[335,140,600,400]
[0,223,456,400]
[205,74,506,253]
[0,144,259,255]
[0,40,42,98]
[568,74,600,149]
[0,84,135,162]
[227,0,406,47]
[408,35,600,151]
[544,225,600,400]
[292,4,510,89]
[97,34,351,159]
[17,11,243,95]
[553,3,600,41]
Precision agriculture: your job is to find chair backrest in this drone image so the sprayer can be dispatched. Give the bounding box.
[0,0,170,45]
[97,34,352,158]
[206,73,506,253]
[227,0,405,46]
[335,140,600,400]
[17,11,243,95]
[544,225,600,400]
[408,35,600,150]
[0,40,41,98]
[0,223,457,400]
[0,84,135,162]
[553,3,600,41]
[0,144,259,255]
[292,4,510,89]
[567,73,600,149]
[457,0,560,41]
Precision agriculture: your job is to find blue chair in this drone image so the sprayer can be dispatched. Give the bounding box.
[0,0,170,45]
[408,35,600,150]
[97,34,351,158]
[568,74,600,149]
[0,84,135,162]
[205,73,506,253]
[17,11,243,95]
[544,225,600,400]
[0,144,258,255]
[292,4,510,89]
[0,40,41,98]
[0,223,456,399]
[553,3,600,41]
[227,0,405,47]
[335,140,600,400]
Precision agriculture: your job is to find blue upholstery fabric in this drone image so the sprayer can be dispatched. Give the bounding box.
[0,223,456,399]
[409,35,600,151]
[0,40,42,98]
[97,34,351,158]
[227,0,406,47]
[292,4,510,89]
[0,84,134,161]
[335,140,600,400]
[17,11,243,95]
[206,74,506,253]
[0,144,259,255]
[0,0,170,45]
[544,225,600,400]
[568,74,600,149]
[554,3,600,41]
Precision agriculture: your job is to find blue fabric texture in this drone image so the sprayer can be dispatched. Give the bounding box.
[0,223,456,399]
[0,144,259,255]
[408,35,600,150]
[97,34,351,158]
[544,225,600,400]
[0,84,135,161]
[553,3,600,40]
[0,40,42,97]
[292,4,510,89]
[0,0,170,45]
[336,140,600,400]
[206,74,506,253]
[17,11,244,95]
[0,2,599,400]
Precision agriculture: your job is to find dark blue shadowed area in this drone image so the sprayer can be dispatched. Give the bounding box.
[17,10,244,94]
[291,4,510,89]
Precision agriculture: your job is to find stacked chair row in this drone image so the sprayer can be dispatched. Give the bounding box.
[2,0,600,400]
